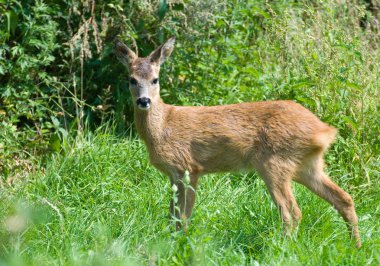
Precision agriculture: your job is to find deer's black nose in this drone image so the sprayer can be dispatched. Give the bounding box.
[136,97,151,109]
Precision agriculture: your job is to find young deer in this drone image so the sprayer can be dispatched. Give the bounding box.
[114,37,361,248]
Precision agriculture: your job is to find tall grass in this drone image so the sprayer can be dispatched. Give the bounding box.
[0,126,380,265]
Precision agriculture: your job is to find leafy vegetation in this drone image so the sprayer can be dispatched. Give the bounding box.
[0,128,379,265]
[1,0,379,265]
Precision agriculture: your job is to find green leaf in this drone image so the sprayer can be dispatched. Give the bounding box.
[58,127,68,139]
[346,82,362,92]
[342,116,358,131]
[51,116,60,128]
[171,3,184,11]
[49,133,60,152]
[157,0,168,20]
[296,97,317,108]
[5,11,18,35]
[291,81,315,90]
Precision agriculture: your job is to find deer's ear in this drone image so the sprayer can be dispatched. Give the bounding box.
[149,37,175,65]
[114,39,137,66]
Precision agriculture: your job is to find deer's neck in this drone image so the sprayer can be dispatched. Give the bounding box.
[134,98,168,145]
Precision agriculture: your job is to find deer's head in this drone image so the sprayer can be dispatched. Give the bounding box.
[114,37,175,110]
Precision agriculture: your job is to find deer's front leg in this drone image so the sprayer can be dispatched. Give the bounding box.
[170,172,199,231]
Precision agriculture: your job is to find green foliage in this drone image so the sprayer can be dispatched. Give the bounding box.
[1,0,379,174]
[0,0,380,263]
[0,129,379,265]
[1,0,63,178]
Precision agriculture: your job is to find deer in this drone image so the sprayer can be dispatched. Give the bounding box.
[114,37,361,248]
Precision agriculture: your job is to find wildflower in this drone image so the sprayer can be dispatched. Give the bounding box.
[184,170,190,185]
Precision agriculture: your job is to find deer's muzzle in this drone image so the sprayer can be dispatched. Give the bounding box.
[136,97,151,110]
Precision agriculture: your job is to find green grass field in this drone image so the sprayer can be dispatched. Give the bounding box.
[1,129,379,265]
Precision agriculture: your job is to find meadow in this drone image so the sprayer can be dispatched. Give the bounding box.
[0,128,379,265]
[1,0,380,265]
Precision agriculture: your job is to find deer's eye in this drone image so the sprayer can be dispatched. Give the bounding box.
[152,78,159,85]
[130,77,138,85]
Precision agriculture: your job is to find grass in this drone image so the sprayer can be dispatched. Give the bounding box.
[1,129,379,265]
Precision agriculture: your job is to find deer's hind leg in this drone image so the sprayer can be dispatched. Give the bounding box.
[294,152,361,248]
[258,156,302,232]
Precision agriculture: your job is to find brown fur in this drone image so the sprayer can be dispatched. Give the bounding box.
[114,37,361,248]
